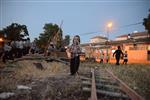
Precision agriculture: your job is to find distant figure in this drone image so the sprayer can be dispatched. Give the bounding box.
[123,51,128,64]
[113,46,123,65]
[30,42,36,54]
[18,40,23,58]
[47,42,55,56]
[100,50,104,63]
[105,54,109,63]
[15,40,20,58]
[69,35,81,75]
[2,42,13,63]
[105,50,109,63]
[24,38,31,54]
[0,42,4,59]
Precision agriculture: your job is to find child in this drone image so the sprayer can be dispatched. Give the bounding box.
[100,50,104,63]
[113,46,124,65]
[69,35,81,75]
[123,51,128,64]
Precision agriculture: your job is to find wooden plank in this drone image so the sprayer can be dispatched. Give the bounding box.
[89,68,97,100]
[96,83,120,91]
[97,89,129,99]
[106,69,144,100]
[82,81,120,91]
[83,87,129,99]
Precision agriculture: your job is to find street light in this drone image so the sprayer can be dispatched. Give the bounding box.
[107,22,112,28]
[0,38,3,42]
[105,22,113,63]
[106,22,113,40]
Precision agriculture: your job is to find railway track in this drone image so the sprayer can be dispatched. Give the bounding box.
[81,67,143,100]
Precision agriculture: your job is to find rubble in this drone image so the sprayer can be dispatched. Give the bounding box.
[0,92,15,99]
[17,85,32,90]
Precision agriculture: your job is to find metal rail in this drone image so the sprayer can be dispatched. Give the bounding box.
[88,68,98,100]
[82,67,143,100]
[106,69,143,100]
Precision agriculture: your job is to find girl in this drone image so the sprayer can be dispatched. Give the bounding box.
[69,35,81,75]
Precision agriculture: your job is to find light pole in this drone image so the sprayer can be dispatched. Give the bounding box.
[107,22,112,41]
[106,22,112,63]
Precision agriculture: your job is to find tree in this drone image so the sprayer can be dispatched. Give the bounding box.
[63,35,70,46]
[143,9,150,34]
[0,23,29,41]
[35,23,63,49]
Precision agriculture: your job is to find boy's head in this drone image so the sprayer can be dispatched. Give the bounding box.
[117,46,121,50]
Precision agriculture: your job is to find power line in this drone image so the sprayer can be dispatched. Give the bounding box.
[119,22,143,28]
[80,31,102,35]
[79,22,143,36]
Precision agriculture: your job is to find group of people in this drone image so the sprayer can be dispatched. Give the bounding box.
[0,34,128,76]
[95,47,128,65]
[99,50,109,63]
[0,38,37,63]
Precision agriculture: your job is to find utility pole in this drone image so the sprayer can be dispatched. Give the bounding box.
[106,22,112,63]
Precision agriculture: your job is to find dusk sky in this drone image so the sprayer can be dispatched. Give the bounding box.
[0,0,150,43]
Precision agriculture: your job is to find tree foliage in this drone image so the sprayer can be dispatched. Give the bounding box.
[63,35,70,46]
[143,9,150,34]
[0,23,29,41]
[35,23,63,49]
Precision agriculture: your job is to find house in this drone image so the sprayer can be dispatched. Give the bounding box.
[90,36,108,43]
[81,32,150,64]
[115,31,149,41]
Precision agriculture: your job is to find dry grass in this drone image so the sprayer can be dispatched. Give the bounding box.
[80,62,150,100]
[0,60,68,92]
[15,60,68,79]
[1,60,150,100]
[107,64,150,100]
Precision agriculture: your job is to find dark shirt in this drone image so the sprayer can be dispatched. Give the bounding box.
[113,49,123,59]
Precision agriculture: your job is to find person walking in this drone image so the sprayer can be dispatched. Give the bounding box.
[100,50,104,63]
[123,51,128,64]
[18,40,23,58]
[113,46,123,65]
[2,42,12,63]
[69,35,81,75]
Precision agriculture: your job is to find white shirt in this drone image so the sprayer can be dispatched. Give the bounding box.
[4,44,12,51]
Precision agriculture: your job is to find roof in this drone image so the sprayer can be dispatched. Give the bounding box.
[81,37,150,47]
[90,36,108,40]
[116,31,149,38]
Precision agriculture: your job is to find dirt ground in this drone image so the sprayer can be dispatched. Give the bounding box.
[0,60,89,100]
[0,60,150,100]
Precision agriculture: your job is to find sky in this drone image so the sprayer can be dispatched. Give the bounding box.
[0,0,150,43]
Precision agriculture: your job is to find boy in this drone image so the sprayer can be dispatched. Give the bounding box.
[113,46,124,65]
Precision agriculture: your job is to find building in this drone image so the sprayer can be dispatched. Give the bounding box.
[81,32,150,64]
[90,36,108,43]
[115,31,149,41]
